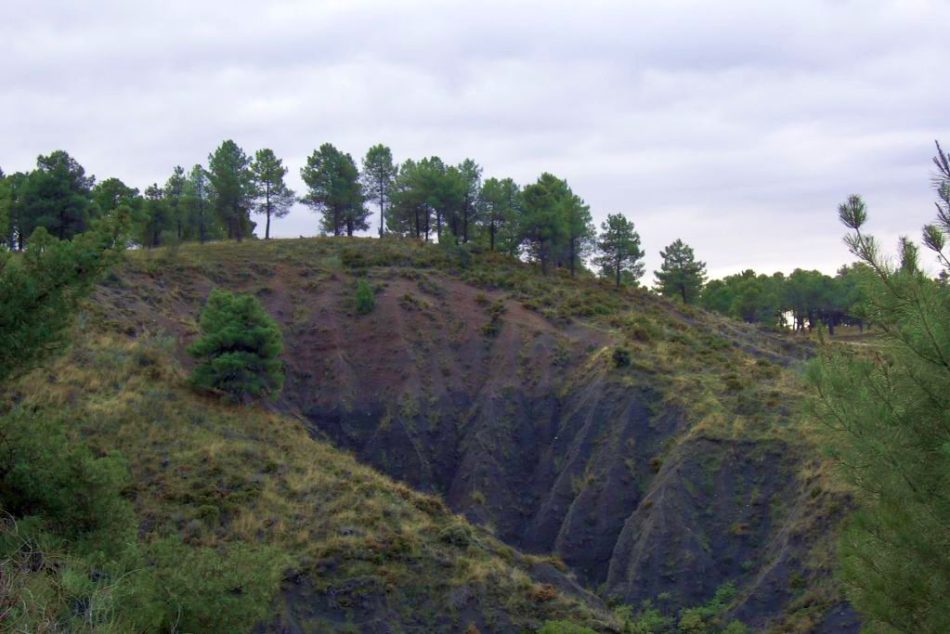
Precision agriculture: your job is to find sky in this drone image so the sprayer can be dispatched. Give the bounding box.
[2,0,949,278]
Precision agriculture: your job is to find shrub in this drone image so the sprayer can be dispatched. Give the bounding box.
[188,288,284,401]
[355,278,375,314]
[538,621,597,634]
[144,538,285,633]
[0,409,133,544]
[612,346,632,368]
[438,523,473,547]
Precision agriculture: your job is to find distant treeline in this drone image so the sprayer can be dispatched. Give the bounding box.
[0,141,673,291]
[701,265,870,334]
[4,142,931,335]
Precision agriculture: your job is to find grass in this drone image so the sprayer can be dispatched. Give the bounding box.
[7,234,855,632]
[3,324,614,631]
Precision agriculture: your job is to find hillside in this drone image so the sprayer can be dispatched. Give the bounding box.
[10,237,857,632]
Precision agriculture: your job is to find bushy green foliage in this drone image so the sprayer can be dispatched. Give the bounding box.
[300,142,368,237]
[480,299,506,337]
[355,278,376,314]
[595,213,645,288]
[188,288,284,400]
[143,539,285,632]
[0,218,125,382]
[621,605,673,633]
[654,239,706,304]
[612,346,632,367]
[809,190,950,632]
[702,265,872,333]
[0,411,133,544]
[675,582,743,634]
[18,150,95,241]
[0,518,283,632]
[208,139,255,241]
[538,620,598,634]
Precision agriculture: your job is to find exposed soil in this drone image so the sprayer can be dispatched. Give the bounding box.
[91,249,856,631]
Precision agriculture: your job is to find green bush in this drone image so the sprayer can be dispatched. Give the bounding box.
[0,409,133,544]
[188,288,284,401]
[355,278,375,314]
[143,538,285,632]
[538,621,597,634]
[612,346,632,368]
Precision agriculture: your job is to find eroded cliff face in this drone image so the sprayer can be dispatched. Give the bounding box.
[267,272,848,630]
[95,246,855,631]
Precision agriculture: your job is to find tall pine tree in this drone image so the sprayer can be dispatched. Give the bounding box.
[208,140,254,241]
[594,213,645,288]
[19,151,94,242]
[654,239,706,303]
[361,144,397,238]
[250,149,295,240]
[300,143,367,236]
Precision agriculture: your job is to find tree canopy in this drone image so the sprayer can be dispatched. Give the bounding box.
[187,288,284,401]
[361,144,397,238]
[208,140,255,241]
[300,143,368,237]
[654,239,706,304]
[594,213,645,288]
[808,180,950,631]
[0,212,127,381]
[251,148,295,240]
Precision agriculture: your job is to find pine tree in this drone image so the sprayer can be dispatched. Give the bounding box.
[387,159,432,239]
[0,214,127,381]
[479,177,521,254]
[250,149,295,240]
[184,164,215,243]
[0,171,10,249]
[519,173,570,275]
[594,213,645,288]
[19,151,94,242]
[361,144,397,237]
[457,159,482,243]
[140,184,170,248]
[165,165,187,242]
[808,181,950,631]
[188,289,284,401]
[208,140,254,241]
[92,177,140,214]
[654,239,706,303]
[300,143,368,236]
[561,193,595,277]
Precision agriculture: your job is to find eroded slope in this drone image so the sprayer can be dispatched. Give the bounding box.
[89,237,856,632]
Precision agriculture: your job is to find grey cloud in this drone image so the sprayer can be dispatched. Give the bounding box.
[2,0,949,279]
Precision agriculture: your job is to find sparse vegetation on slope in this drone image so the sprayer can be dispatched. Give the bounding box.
[63,235,856,632]
[3,287,615,631]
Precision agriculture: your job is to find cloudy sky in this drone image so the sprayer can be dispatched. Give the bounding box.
[3,0,948,277]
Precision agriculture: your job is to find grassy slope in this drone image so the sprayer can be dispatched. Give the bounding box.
[5,236,852,632]
[4,242,619,631]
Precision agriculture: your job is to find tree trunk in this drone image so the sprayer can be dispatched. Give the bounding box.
[379,192,384,237]
[490,222,495,252]
[569,237,576,277]
[265,209,271,240]
[615,256,621,288]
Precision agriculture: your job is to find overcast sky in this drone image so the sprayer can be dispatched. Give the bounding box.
[3,0,949,277]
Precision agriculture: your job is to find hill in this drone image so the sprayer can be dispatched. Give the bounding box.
[7,237,857,632]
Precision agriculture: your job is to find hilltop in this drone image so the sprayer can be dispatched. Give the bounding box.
[8,236,857,632]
